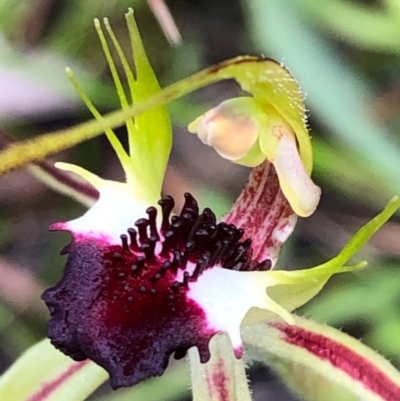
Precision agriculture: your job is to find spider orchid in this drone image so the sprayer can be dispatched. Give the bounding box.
[1,10,400,401]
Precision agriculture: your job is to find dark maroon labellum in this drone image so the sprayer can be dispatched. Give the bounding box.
[42,193,271,389]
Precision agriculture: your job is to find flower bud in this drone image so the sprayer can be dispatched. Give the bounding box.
[188,97,267,165]
[188,97,321,217]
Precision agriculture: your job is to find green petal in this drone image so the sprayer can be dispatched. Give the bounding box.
[68,11,171,194]
[125,9,172,186]
[247,196,400,317]
[93,11,172,188]
[242,315,400,401]
[0,339,107,401]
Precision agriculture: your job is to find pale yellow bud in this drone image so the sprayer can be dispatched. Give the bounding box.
[188,97,321,218]
[188,97,267,161]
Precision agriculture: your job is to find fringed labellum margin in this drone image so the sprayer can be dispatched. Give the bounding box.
[42,193,276,389]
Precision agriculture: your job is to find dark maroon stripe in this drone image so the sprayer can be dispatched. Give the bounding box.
[210,359,230,401]
[0,130,99,201]
[274,323,400,401]
[36,161,99,200]
[27,361,88,401]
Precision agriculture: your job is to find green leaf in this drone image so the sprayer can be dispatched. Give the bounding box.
[300,0,400,53]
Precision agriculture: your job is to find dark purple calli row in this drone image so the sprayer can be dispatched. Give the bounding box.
[42,180,277,388]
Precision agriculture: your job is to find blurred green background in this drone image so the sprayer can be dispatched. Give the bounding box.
[0,0,400,400]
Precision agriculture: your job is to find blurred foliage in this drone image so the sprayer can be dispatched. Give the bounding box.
[0,0,400,400]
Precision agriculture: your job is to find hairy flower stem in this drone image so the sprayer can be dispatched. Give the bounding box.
[189,334,252,401]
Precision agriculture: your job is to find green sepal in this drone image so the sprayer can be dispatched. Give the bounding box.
[125,9,172,186]
[268,197,400,313]
[0,56,309,177]
[243,196,400,325]
[0,339,107,401]
[242,315,400,401]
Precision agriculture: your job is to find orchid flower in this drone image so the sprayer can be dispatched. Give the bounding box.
[1,9,400,401]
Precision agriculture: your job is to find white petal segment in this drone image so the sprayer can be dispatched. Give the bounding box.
[50,163,159,244]
[187,266,294,353]
[60,184,150,243]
